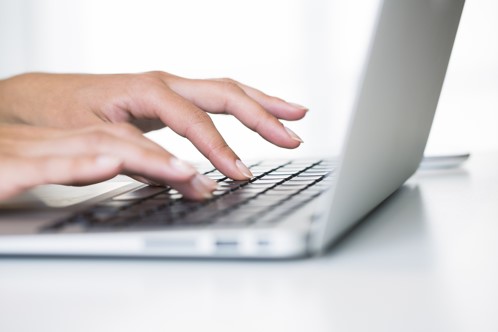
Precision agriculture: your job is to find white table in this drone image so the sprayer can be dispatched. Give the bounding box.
[1,151,497,332]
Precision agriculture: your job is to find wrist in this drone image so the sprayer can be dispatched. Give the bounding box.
[0,77,11,123]
[0,73,47,125]
[0,75,25,124]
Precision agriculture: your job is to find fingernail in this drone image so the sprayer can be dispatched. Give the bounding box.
[169,157,197,177]
[288,102,309,111]
[191,174,216,199]
[96,155,122,167]
[235,160,253,179]
[285,127,304,143]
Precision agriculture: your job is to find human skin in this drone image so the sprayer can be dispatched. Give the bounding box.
[0,71,307,200]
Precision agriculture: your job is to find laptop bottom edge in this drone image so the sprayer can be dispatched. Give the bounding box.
[0,225,313,259]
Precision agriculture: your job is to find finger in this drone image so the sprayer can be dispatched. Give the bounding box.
[162,75,308,120]
[0,155,123,199]
[35,155,123,186]
[123,172,218,201]
[15,128,199,184]
[234,81,308,120]
[7,126,218,199]
[0,123,164,156]
[162,77,304,148]
[142,87,254,181]
[167,174,219,201]
[0,123,158,156]
[74,123,167,155]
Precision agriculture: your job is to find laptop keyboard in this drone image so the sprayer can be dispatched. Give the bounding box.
[41,159,335,233]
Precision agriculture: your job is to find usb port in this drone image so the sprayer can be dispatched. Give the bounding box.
[215,239,238,247]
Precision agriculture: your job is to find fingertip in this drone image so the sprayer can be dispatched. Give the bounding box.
[266,99,309,121]
[284,127,304,144]
[284,102,309,120]
[190,174,217,199]
[235,160,253,179]
[168,174,217,201]
[288,102,309,112]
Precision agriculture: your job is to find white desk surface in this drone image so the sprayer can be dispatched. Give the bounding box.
[1,151,497,332]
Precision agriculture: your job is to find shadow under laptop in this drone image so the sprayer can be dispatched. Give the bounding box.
[322,167,470,266]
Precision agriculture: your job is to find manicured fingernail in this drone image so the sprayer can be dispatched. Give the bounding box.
[169,157,197,177]
[288,102,309,111]
[235,160,253,178]
[285,127,304,143]
[191,174,216,199]
[96,155,122,167]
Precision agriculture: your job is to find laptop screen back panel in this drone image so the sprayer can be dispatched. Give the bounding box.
[314,0,465,250]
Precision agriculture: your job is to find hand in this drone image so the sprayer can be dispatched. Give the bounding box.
[0,123,217,200]
[0,72,307,181]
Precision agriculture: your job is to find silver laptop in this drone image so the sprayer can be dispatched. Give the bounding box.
[0,0,465,258]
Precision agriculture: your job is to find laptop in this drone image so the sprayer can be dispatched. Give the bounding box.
[0,0,465,258]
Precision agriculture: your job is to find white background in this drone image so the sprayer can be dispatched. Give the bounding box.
[0,0,496,162]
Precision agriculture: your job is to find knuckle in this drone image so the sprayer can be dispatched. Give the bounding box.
[131,146,150,161]
[82,130,112,147]
[130,72,163,91]
[141,71,175,85]
[144,70,164,78]
[252,111,273,132]
[189,108,211,122]
[218,77,238,85]
[183,111,212,138]
[218,79,243,94]
[207,141,232,161]
[217,80,245,110]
